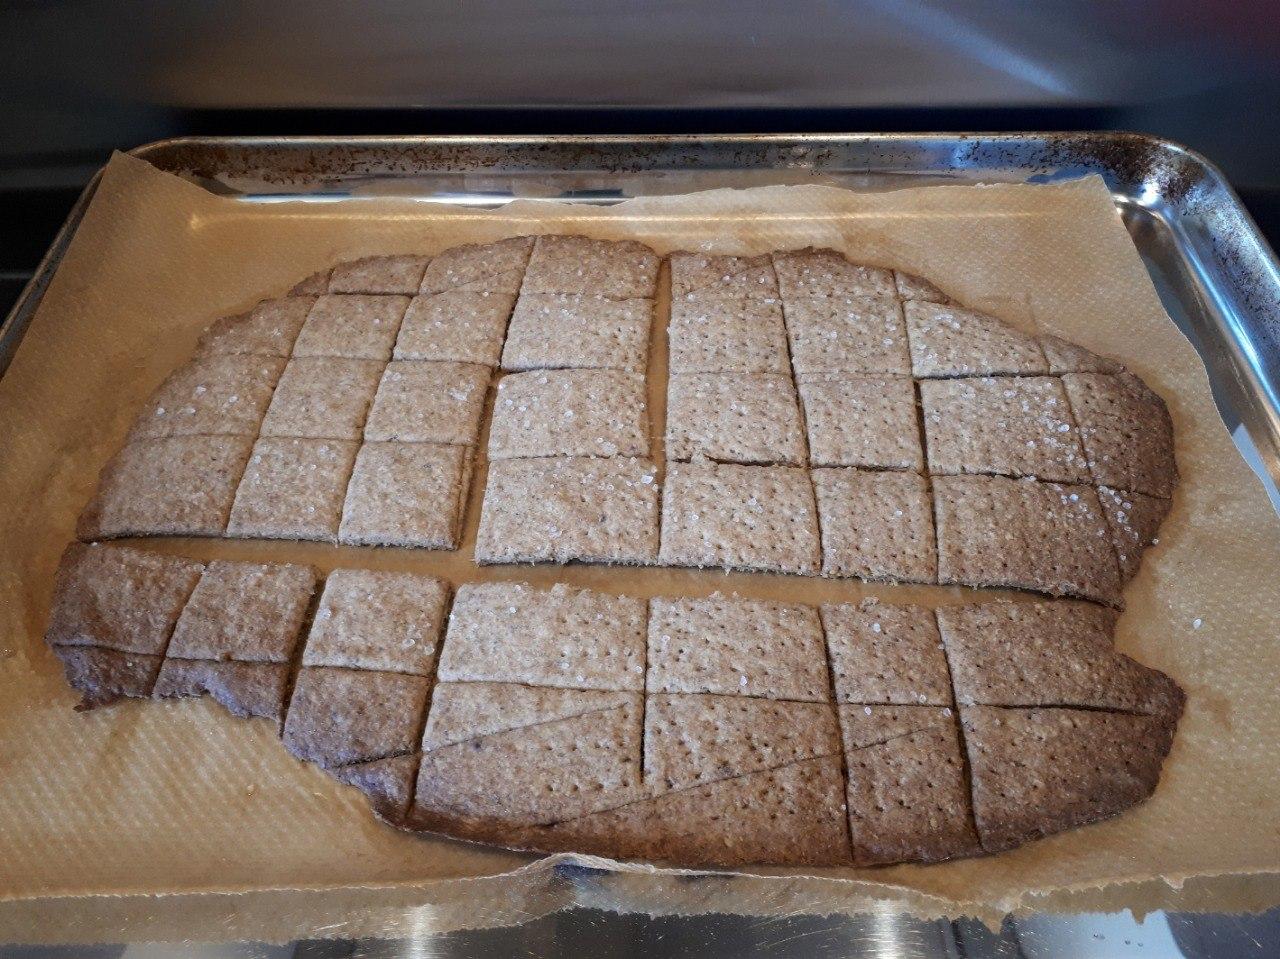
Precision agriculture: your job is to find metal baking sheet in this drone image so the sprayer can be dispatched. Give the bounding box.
[3,134,1278,513]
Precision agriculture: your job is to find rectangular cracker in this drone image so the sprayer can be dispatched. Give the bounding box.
[1098,485,1171,582]
[646,694,840,790]
[420,237,535,294]
[1062,372,1177,497]
[529,755,850,867]
[475,456,659,565]
[665,372,806,466]
[821,601,951,705]
[904,301,1048,378]
[414,683,643,829]
[798,373,922,470]
[647,595,828,701]
[839,704,979,865]
[329,255,429,295]
[46,543,203,655]
[783,295,910,375]
[667,296,789,374]
[197,297,314,357]
[282,666,430,767]
[501,294,653,372]
[53,646,164,709]
[260,357,383,440]
[669,252,779,301]
[488,369,648,460]
[893,270,950,304]
[363,360,489,445]
[394,291,516,366]
[658,460,820,575]
[438,582,646,691]
[153,660,290,722]
[933,474,1122,605]
[338,442,471,549]
[292,294,408,360]
[812,468,937,584]
[961,705,1179,853]
[773,248,895,301]
[304,569,449,675]
[76,435,253,540]
[920,376,1090,483]
[226,438,359,542]
[524,235,660,299]
[936,599,1183,715]
[166,560,316,663]
[131,355,283,440]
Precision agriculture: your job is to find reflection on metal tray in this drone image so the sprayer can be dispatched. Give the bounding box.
[3,133,1280,955]
[3,134,1277,511]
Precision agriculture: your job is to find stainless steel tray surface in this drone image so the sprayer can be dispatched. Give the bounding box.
[4,132,1280,953]
[4,133,1278,509]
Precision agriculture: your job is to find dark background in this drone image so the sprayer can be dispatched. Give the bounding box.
[3,0,1280,315]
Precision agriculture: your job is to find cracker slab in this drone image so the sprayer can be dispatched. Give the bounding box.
[292,294,408,361]
[798,374,922,470]
[784,295,910,375]
[667,297,789,374]
[260,357,383,440]
[659,460,820,575]
[821,601,951,706]
[338,442,472,549]
[364,360,489,445]
[394,291,516,366]
[773,248,896,301]
[647,596,828,701]
[812,468,937,584]
[665,372,806,465]
[227,438,359,542]
[488,369,649,460]
[669,252,778,301]
[502,294,653,372]
[52,646,164,709]
[905,301,1048,378]
[153,660,290,722]
[283,666,430,766]
[475,456,660,565]
[198,297,314,358]
[329,255,429,295]
[420,237,534,295]
[524,235,660,299]
[131,354,284,439]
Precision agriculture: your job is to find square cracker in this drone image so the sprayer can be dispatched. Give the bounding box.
[893,270,950,304]
[665,372,806,466]
[131,354,284,440]
[502,294,653,372]
[226,437,359,542]
[773,248,895,301]
[961,705,1179,853]
[645,694,840,791]
[338,442,471,549]
[304,569,448,675]
[414,683,643,830]
[647,595,828,701]
[783,295,910,375]
[936,599,1182,715]
[667,296,789,374]
[1062,372,1177,498]
[77,435,253,540]
[292,294,408,361]
[394,291,516,366]
[920,376,1090,483]
[197,297,314,357]
[524,235,660,299]
[166,560,316,663]
[420,237,534,295]
[669,252,779,301]
[821,601,950,706]
[475,456,659,565]
[488,369,648,460]
[329,255,429,295]
[658,460,820,575]
[905,301,1048,378]
[53,646,164,709]
[260,357,383,440]
[933,474,1122,605]
[438,582,646,691]
[46,543,203,655]
[812,468,937,584]
[153,660,290,722]
[1098,485,1170,582]
[840,704,979,865]
[283,666,430,767]
[364,360,489,445]
[798,373,922,470]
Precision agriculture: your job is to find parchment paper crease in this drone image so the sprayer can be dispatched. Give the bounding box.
[2,152,1279,940]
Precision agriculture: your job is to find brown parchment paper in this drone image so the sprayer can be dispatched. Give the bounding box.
[2,151,1280,941]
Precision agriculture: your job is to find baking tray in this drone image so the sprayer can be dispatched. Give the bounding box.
[3,133,1279,514]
